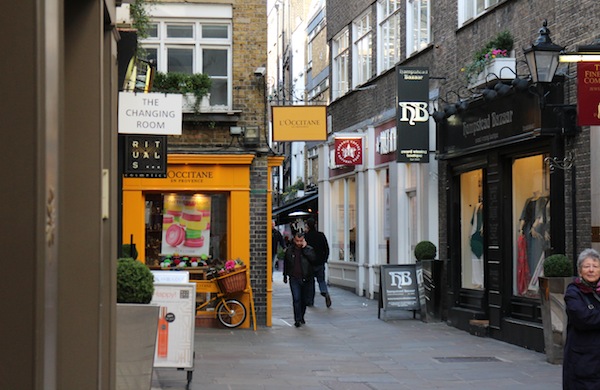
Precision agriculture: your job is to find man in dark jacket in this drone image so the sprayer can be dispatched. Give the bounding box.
[304,218,331,307]
[272,220,285,271]
[283,231,317,327]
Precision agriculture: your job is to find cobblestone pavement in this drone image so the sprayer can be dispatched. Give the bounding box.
[152,269,562,389]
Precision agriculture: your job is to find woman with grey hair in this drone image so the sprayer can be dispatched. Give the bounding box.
[563,248,600,388]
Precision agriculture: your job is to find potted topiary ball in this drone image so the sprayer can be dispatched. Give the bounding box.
[116,257,159,389]
[543,254,572,277]
[414,241,442,322]
[117,257,154,303]
[414,240,437,261]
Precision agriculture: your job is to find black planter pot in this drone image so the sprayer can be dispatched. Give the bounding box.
[420,259,447,322]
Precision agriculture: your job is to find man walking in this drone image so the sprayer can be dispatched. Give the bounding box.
[304,218,331,308]
[272,220,285,271]
[283,231,317,327]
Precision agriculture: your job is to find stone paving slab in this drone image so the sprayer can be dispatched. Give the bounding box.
[152,270,562,389]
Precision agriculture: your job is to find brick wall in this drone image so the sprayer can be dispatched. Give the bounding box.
[162,0,272,325]
[249,155,269,324]
[326,0,598,262]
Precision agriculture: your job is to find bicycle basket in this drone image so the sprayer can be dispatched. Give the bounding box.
[216,267,247,294]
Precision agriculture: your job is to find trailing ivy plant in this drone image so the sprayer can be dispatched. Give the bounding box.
[128,0,154,60]
[130,0,152,40]
[463,31,514,84]
[152,72,212,113]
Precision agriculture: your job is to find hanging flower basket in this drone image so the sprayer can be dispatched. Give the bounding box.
[216,266,247,294]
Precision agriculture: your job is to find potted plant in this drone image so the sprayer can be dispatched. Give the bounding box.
[463,31,515,88]
[116,257,159,389]
[121,243,138,260]
[538,254,573,364]
[414,241,444,322]
[414,240,437,261]
[151,71,212,113]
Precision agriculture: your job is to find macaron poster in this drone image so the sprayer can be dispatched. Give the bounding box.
[161,194,211,256]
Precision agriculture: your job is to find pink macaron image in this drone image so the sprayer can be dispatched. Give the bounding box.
[165,224,185,247]
[166,210,182,217]
[182,212,202,222]
[183,237,204,247]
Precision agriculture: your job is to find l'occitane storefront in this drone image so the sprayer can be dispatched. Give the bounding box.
[122,154,258,328]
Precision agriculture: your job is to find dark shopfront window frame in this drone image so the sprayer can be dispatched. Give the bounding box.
[499,141,566,324]
[447,157,488,314]
[447,139,566,325]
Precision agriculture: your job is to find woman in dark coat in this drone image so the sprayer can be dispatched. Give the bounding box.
[563,248,600,389]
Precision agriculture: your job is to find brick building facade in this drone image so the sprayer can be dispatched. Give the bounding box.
[324,0,599,351]
[122,0,276,327]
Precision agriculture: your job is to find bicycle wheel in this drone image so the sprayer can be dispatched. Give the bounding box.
[216,299,247,328]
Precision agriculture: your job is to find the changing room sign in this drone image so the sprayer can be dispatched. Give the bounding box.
[396,66,429,163]
[119,92,183,135]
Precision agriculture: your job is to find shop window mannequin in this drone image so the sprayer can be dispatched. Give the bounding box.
[470,199,484,287]
[518,191,550,289]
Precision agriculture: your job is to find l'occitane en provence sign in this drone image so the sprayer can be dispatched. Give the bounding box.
[272,105,327,141]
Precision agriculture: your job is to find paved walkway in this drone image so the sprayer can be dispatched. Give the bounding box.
[152,269,563,389]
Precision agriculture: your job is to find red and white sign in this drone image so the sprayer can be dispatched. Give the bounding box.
[577,62,600,126]
[334,137,363,165]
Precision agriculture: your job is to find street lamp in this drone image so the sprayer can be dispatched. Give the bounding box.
[523,20,564,84]
[523,20,580,263]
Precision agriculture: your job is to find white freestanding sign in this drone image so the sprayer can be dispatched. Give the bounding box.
[151,270,190,284]
[151,283,196,372]
[118,92,183,135]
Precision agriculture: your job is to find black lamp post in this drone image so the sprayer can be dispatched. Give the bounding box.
[524,20,578,263]
[523,20,564,84]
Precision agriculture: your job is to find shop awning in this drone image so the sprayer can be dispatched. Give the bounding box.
[272,192,318,224]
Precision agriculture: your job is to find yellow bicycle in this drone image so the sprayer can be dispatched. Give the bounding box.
[194,268,248,328]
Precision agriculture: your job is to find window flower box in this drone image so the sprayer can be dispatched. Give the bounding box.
[468,57,516,89]
[182,93,211,113]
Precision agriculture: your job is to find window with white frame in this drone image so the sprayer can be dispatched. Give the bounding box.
[307,25,317,71]
[458,0,500,26]
[331,177,356,261]
[377,0,402,73]
[406,0,431,56]
[307,37,313,71]
[332,28,349,100]
[406,164,418,256]
[353,10,372,87]
[307,147,317,183]
[141,20,232,108]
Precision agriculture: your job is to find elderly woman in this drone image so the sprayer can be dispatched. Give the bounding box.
[563,248,600,388]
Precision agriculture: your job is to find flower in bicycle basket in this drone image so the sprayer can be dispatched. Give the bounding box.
[207,258,246,278]
[225,260,236,271]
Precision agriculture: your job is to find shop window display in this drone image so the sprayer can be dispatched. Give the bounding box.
[145,193,228,266]
[460,169,484,290]
[331,178,356,261]
[512,155,550,297]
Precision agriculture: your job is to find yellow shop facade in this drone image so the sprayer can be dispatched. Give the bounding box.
[122,153,283,328]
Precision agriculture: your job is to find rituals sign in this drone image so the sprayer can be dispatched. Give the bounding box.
[124,135,167,178]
